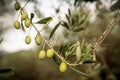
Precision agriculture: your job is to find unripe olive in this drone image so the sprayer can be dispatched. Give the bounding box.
[21,12,28,20]
[35,34,41,45]
[25,36,31,44]
[25,19,31,28]
[14,20,20,29]
[14,2,20,10]
[47,49,54,58]
[59,62,67,72]
[39,50,46,60]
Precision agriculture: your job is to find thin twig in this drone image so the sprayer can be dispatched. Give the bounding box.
[92,10,120,54]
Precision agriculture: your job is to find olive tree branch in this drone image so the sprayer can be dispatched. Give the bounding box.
[92,10,120,54]
[31,22,85,66]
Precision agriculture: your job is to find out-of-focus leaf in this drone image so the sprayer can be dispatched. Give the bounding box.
[86,44,91,54]
[36,17,53,24]
[82,44,91,62]
[59,44,69,57]
[0,39,3,44]
[75,41,81,63]
[0,72,14,80]
[81,40,85,50]
[49,22,61,39]
[0,68,12,73]
[72,14,79,25]
[81,14,87,21]
[55,8,60,13]
[73,27,84,32]
[65,14,70,24]
[69,66,90,77]
[80,44,91,63]
[79,19,85,25]
[80,14,88,25]
[74,0,78,6]
[61,21,69,29]
[0,68,14,80]
[68,9,71,16]
[21,19,25,31]
[84,59,97,63]
[65,43,76,58]
[52,55,60,65]
[30,13,34,20]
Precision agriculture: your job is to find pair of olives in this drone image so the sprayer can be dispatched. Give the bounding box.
[38,49,54,59]
[25,34,42,45]
[21,12,31,28]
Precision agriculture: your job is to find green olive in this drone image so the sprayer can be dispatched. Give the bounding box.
[59,62,67,72]
[14,2,20,10]
[47,49,54,58]
[25,19,31,28]
[14,20,20,29]
[39,50,46,60]
[21,12,28,20]
[25,36,31,44]
[35,34,41,45]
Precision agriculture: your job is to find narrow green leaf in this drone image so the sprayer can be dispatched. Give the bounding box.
[65,14,70,24]
[52,55,60,65]
[59,44,67,57]
[21,19,25,31]
[84,59,97,63]
[36,17,53,24]
[65,43,76,59]
[74,0,78,6]
[0,39,3,44]
[49,22,61,39]
[86,44,91,54]
[82,44,91,62]
[73,27,84,32]
[81,40,85,50]
[68,9,71,16]
[61,21,69,29]
[72,14,79,25]
[75,41,81,63]
[0,72,14,80]
[0,68,12,73]
[69,66,90,77]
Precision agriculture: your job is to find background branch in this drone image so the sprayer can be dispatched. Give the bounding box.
[92,10,120,54]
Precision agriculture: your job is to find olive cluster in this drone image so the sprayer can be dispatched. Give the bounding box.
[13,0,67,73]
[13,1,42,45]
[14,2,31,29]
[39,49,54,59]
[38,49,67,72]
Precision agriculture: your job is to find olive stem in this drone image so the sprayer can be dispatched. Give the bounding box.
[42,42,46,50]
[28,25,32,36]
[22,0,30,8]
[39,22,49,33]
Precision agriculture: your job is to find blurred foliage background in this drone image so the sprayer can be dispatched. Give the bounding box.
[0,0,120,80]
